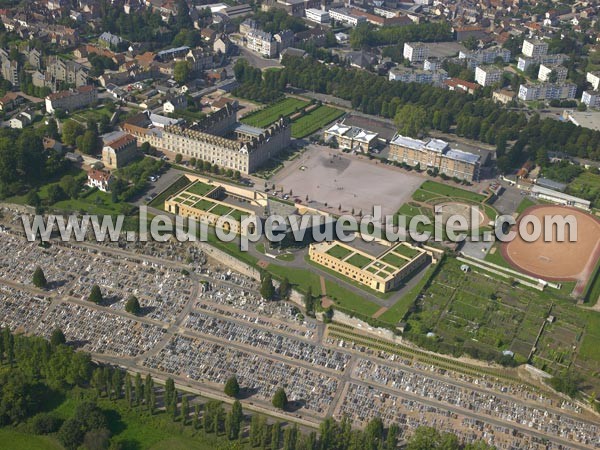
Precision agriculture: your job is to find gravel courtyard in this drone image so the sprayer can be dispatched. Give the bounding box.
[271,145,423,217]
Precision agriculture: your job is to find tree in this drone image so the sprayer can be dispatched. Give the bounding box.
[78,129,100,155]
[31,413,60,435]
[58,418,85,450]
[89,285,103,304]
[174,60,191,84]
[227,400,243,440]
[304,286,314,316]
[60,175,81,199]
[83,428,111,450]
[50,328,66,346]
[46,184,66,204]
[32,267,47,289]
[260,273,275,300]
[181,395,189,424]
[61,120,85,146]
[394,104,428,138]
[224,376,240,398]
[272,387,288,410]
[175,154,183,164]
[125,296,141,315]
[279,277,290,300]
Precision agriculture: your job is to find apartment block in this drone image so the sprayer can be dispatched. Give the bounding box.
[581,90,600,108]
[518,83,577,101]
[475,65,503,87]
[403,42,429,63]
[538,64,568,83]
[522,39,548,58]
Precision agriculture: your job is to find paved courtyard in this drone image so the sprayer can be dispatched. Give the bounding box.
[272,145,423,217]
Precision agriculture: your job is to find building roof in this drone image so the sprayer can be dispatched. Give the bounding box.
[536,177,567,192]
[445,148,480,164]
[390,134,425,150]
[88,168,112,182]
[105,133,136,151]
[531,185,590,206]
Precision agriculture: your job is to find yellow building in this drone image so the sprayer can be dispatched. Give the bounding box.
[309,240,431,293]
[388,134,480,181]
[165,178,263,235]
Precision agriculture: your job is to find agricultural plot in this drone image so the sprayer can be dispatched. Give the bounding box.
[404,257,600,386]
[291,106,344,139]
[241,98,309,128]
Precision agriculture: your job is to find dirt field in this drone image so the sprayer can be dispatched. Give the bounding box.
[502,206,600,288]
[271,145,423,217]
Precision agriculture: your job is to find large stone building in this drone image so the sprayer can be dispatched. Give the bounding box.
[309,240,434,293]
[389,134,481,181]
[102,134,139,169]
[161,104,291,174]
[45,85,97,114]
[324,121,378,152]
[165,178,265,235]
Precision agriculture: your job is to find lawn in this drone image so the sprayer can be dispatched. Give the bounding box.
[326,244,353,260]
[378,263,439,326]
[209,204,233,217]
[193,199,216,212]
[414,180,486,204]
[516,197,536,215]
[187,181,215,197]
[53,189,126,216]
[241,98,309,128]
[346,253,372,269]
[381,252,408,269]
[290,106,344,139]
[324,279,381,316]
[391,244,420,259]
[267,263,323,295]
[0,428,63,450]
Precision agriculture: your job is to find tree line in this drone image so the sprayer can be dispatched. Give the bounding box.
[0,328,500,449]
[233,56,600,171]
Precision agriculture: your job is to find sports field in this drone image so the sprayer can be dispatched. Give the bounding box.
[502,205,600,297]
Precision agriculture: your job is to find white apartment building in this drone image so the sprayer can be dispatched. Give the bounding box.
[305,8,329,23]
[517,53,568,72]
[389,67,447,85]
[522,39,548,58]
[403,42,429,63]
[45,85,97,114]
[581,90,600,108]
[538,64,568,83]
[459,47,511,69]
[587,71,600,91]
[328,8,365,26]
[518,83,577,101]
[475,66,503,87]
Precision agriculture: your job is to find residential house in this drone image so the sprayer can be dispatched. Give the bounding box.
[87,168,113,192]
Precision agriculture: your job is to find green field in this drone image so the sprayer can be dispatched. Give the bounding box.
[324,279,381,316]
[291,106,345,139]
[241,98,309,128]
[391,244,420,259]
[187,181,215,197]
[516,197,537,215]
[346,253,372,269]
[193,199,216,211]
[326,244,353,260]
[413,180,486,204]
[381,252,408,269]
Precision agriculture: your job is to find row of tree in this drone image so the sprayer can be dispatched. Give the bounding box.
[233,56,600,170]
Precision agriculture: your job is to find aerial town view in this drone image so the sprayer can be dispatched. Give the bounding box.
[1,0,600,448]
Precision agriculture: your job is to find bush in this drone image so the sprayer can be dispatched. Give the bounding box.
[31,413,60,435]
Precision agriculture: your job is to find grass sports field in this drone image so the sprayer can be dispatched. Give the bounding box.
[291,106,344,139]
[240,98,309,128]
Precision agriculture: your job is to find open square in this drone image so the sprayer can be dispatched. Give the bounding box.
[272,145,423,216]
